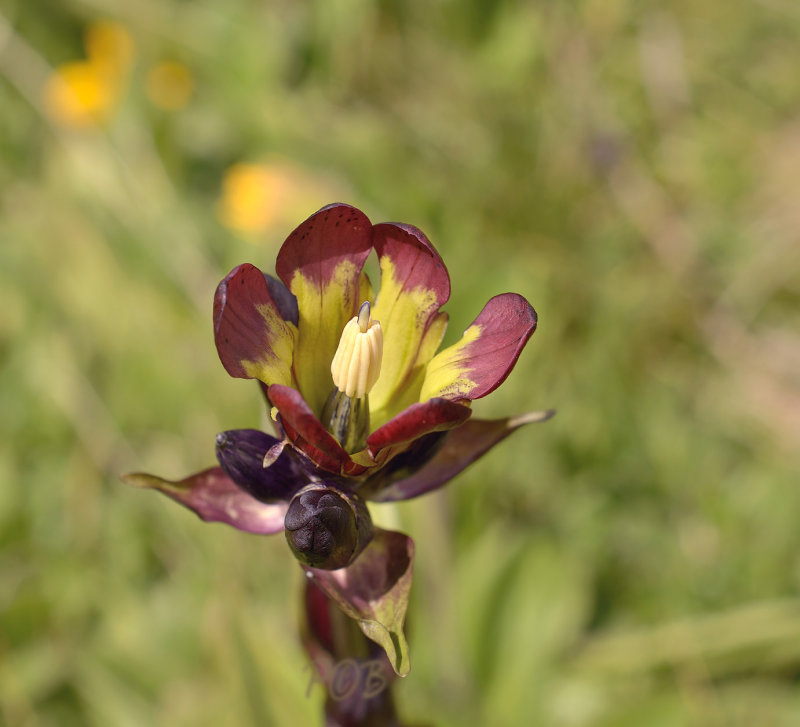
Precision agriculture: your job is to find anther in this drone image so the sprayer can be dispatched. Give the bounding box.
[323,302,383,452]
[330,302,383,399]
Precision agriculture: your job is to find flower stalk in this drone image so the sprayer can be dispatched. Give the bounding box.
[304,580,401,727]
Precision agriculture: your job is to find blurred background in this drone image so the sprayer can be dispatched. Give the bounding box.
[2,0,799,725]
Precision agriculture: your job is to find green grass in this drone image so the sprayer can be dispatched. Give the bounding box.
[2,0,800,724]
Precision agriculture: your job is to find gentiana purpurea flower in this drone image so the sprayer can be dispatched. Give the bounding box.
[123,203,552,678]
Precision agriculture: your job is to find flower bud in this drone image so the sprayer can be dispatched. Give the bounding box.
[215,429,299,502]
[284,484,373,570]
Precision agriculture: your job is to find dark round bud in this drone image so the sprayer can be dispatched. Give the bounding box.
[284,484,372,570]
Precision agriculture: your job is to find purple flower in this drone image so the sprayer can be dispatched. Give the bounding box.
[123,203,551,675]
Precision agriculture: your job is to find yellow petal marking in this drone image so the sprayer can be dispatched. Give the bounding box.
[369,311,448,429]
[369,257,443,417]
[239,303,296,387]
[288,261,360,415]
[419,323,481,402]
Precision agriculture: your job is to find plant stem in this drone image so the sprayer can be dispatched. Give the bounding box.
[302,580,402,727]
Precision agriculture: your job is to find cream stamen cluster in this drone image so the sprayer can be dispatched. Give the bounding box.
[330,301,383,398]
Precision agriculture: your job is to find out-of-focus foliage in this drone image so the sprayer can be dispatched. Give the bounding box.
[1,0,799,725]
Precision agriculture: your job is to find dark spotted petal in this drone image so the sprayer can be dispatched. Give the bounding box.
[215,428,307,502]
[305,528,414,676]
[276,204,373,415]
[121,467,287,534]
[371,410,555,502]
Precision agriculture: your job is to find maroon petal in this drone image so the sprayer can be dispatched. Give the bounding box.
[276,204,373,415]
[420,293,537,402]
[369,222,451,423]
[372,410,555,502]
[365,398,471,467]
[121,467,287,534]
[305,528,414,676]
[268,384,366,476]
[213,264,296,386]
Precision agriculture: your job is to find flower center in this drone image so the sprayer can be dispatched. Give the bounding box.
[322,302,382,453]
[330,301,383,399]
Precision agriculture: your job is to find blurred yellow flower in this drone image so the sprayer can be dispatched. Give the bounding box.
[146,61,194,111]
[43,62,119,128]
[218,162,345,237]
[219,164,289,234]
[43,20,134,129]
[84,20,135,76]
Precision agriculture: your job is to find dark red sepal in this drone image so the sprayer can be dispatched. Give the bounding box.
[365,398,471,467]
[268,384,367,476]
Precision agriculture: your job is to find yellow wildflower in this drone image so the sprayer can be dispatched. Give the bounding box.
[43,20,134,129]
[217,162,345,237]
